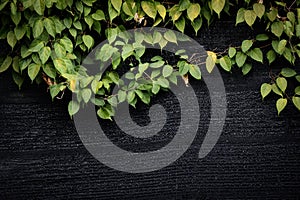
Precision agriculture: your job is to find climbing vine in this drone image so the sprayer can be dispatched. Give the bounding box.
[0,0,299,118]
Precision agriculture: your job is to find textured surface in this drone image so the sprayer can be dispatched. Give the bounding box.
[0,20,300,199]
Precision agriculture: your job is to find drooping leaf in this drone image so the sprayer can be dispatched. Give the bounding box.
[244,10,256,27]
[219,56,232,72]
[253,3,265,19]
[162,65,173,77]
[189,64,201,79]
[68,100,80,116]
[38,46,51,64]
[206,51,217,73]
[276,77,287,92]
[276,98,287,115]
[28,63,41,81]
[43,18,56,38]
[281,68,297,78]
[82,35,94,50]
[187,3,200,22]
[0,56,13,73]
[111,0,122,13]
[236,51,247,67]
[141,1,156,20]
[211,0,225,16]
[33,0,45,15]
[248,48,263,63]
[164,30,177,44]
[260,83,272,100]
[241,40,253,53]
[292,96,300,111]
[242,63,252,75]
[157,4,166,21]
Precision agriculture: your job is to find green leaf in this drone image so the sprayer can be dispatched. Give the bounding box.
[121,44,134,60]
[187,3,200,22]
[241,40,253,53]
[179,0,190,11]
[108,71,119,84]
[256,34,269,41]
[34,0,45,15]
[152,84,160,94]
[228,47,236,58]
[12,71,24,90]
[276,77,287,92]
[14,25,26,40]
[271,83,283,97]
[82,88,92,103]
[135,90,150,104]
[164,30,177,44]
[169,5,182,22]
[127,90,136,103]
[7,31,17,49]
[156,77,169,88]
[38,46,51,64]
[92,10,106,20]
[271,21,284,38]
[122,2,134,16]
[219,56,232,72]
[0,56,13,73]
[175,17,186,33]
[60,37,73,53]
[211,0,225,16]
[162,65,173,78]
[73,21,82,30]
[281,68,297,78]
[206,52,217,73]
[236,8,245,25]
[260,83,272,100]
[292,96,300,111]
[242,63,252,75]
[189,64,201,79]
[276,98,287,115]
[277,39,287,55]
[295,86,300,95]
[108,1,118,22]
[296,75,300,82]
[236,51,247,67]
[253,3,265,19]
[248,48,263,63]
[267,50,276,64]
[267,8,278,22]
[111,0,122,13]
[244,10,256,27]
[82,35,94,50]
[191,18,202,35]
[153,31,162,44]
[155,5,165,21]
[42,64,56,78]
[28,63,41,81]
[141,1,156,20]
[43,18,56,38]
[53,58,67,73]
[54,43,66,58]
[97,107,112,120]
[118,90,127,103]
[12,56,20,73]
[68,100,80,116]
[150,60,164,69]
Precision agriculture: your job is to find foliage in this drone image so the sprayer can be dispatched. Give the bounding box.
[0,0,300,118]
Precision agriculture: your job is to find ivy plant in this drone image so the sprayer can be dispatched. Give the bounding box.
[0,0,299,118]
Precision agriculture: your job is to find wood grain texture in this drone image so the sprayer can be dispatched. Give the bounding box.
[0,20,300,200]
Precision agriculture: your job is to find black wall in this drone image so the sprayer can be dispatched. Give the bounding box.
[0,20,300,199]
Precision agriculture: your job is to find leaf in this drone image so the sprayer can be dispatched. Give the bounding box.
[175,17,185,33]
[82,35,94,50]
[12,71,24,90]
[162,65,173,77]
[276,98,287,115]
[211,0,225,16]
[277,39,287,55]
[135,90,150,104]
[164,30,177,44]
[42,64,56,78]
[187,3,200,22]
[267,50,276,64]
[68,100,80,116]
[241,40,253,53]
[179,0,190,11]
[82,88,92,103]
[43,18,56,38]
[295,86,300,95]
[92,10,106,20]
[38,46,51,64]
[150,60,164,69]
[0,56,13,73]
[12,56,20,73]
[14,25,26,40]
[169,5,182,22]
[122,2,134,16]
[111,0,122,13]
[189,64,201,79]
[248,48,263,63]
[156,77,169,88]
[7,31,17,49]
[34,0,45,15]
[242,63,252,75]
[292,96,300,111]
[281,68,297,78]
[60,37,73,53]
[253,3,265,19]
[236,8,245,25]
[236,51,247,67]
[28,63,41,81]
[117,90,127,103]
[267,8,278,22]
[54,43,66,58]
[244,10,256,27]
[157,5,166,20]
[206,51,217,73]
[256,34,269,41]
[108,1,118,22]
[276,77,287,92]
[141,1,156,20]
[271,84,283,97]
[151,84,160,94]
[260,83,272,100]
[271,21,284,38]
[228,47,236,58]
[191,18,202,35]
[97,107,112,120]
[296,75,300,83]
[219,56,232,72]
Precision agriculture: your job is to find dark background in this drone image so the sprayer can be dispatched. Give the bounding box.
[0,19,300,199]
